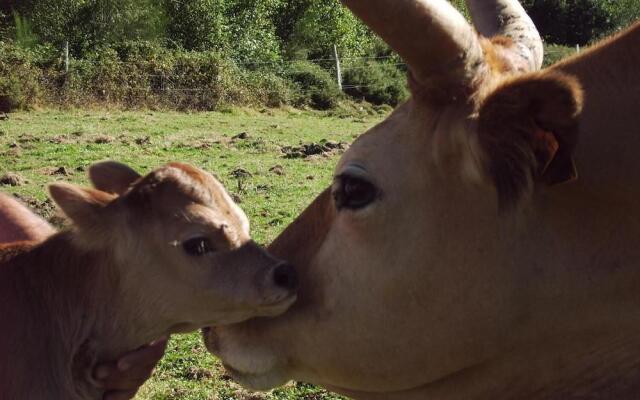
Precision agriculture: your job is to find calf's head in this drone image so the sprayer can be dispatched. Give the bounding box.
[49,161,297,339]
[207,0,583,396]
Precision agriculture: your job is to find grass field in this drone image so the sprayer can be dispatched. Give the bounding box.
[0,107,386,399]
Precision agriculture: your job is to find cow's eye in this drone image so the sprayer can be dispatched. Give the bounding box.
[333,175,378,210]
[183,237,215,256]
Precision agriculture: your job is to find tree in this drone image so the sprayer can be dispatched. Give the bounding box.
[602,0,640,32]
[522,0,614,45]
[19,0,84,47]
[276,0,374,59]
[72,0,166,50]
[9,0,165,52]
[165,0,228,52]
[12,12,38,48]
[224,0,282,64]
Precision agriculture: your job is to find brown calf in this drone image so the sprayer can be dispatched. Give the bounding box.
[0,161,297,399]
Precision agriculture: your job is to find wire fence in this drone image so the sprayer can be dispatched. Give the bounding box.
[51,52,408,99]
[34,43,580,109]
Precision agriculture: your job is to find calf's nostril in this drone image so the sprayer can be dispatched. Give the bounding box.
[272,263,298,291]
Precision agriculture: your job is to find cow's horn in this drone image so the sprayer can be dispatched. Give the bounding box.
[342,0,485,100]
[466,0,544,71]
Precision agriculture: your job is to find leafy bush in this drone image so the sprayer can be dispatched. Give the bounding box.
[63,46,253,110]
[0,42,43,111]
[0,40,297,111]
[342,61,408,106]
[242,69,294,107]
[286,61,341,110]
[0,39,412,110]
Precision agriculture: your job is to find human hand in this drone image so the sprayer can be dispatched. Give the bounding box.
[93,338,168,400]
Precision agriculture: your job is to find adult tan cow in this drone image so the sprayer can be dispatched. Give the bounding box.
[205,1,640,399]
[0,162,297,399]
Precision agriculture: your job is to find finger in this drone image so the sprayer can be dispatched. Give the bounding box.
[99,365,154,385]
[94,362,118,381]
[117,338,168,372]
[104,389,138,400]
[93,338,168,381]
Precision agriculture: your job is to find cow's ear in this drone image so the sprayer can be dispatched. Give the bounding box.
[88,161,141,195]
[49,183,116,229]
[477,71,583,209]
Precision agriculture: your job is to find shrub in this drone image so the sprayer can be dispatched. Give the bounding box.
[286,61,341,110]
[241,69,294,108]
[0,42,43,111]
[342,61,408,106]
[0,40,343,111]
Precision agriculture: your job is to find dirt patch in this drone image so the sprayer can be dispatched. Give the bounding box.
[18,134,41,144]
[93,135,115,144]
[39,166,73,176]
[195,143,210,150]
[2,147,22,158]
[49,135,75,144]
[269,165,285,175]
[52,167,72,176]
[232,132,249,140]
[0,172,27,186]
[173,139,220,150]
[117,134,130,145]
[230,168,253,179]
[185,366,214,381]
[134,136,152,146]
[281,140,347,159]
[12,194,66,228]
[230,169,252,193]
[194,139,221,150]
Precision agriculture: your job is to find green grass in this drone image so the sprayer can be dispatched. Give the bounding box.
[0,106,386,399]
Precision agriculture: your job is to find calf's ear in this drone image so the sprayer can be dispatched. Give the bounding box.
[89,161,141,195]
[49,183,116,230]
[477,71,583,209]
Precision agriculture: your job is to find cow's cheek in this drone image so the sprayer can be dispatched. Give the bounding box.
[288,220,434,388]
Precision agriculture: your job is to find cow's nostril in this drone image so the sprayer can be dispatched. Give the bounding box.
[272,263,298,291]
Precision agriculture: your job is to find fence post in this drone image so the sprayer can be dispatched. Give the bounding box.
[576,44,580,53]
[333,44,342,91]
[64,40,69,74]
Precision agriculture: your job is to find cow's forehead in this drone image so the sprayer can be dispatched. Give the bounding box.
[337,101,439,173]
[125,165,242,218]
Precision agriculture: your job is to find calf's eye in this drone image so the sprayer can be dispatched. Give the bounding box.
[334,175,378,210]
[183,237,215,256]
